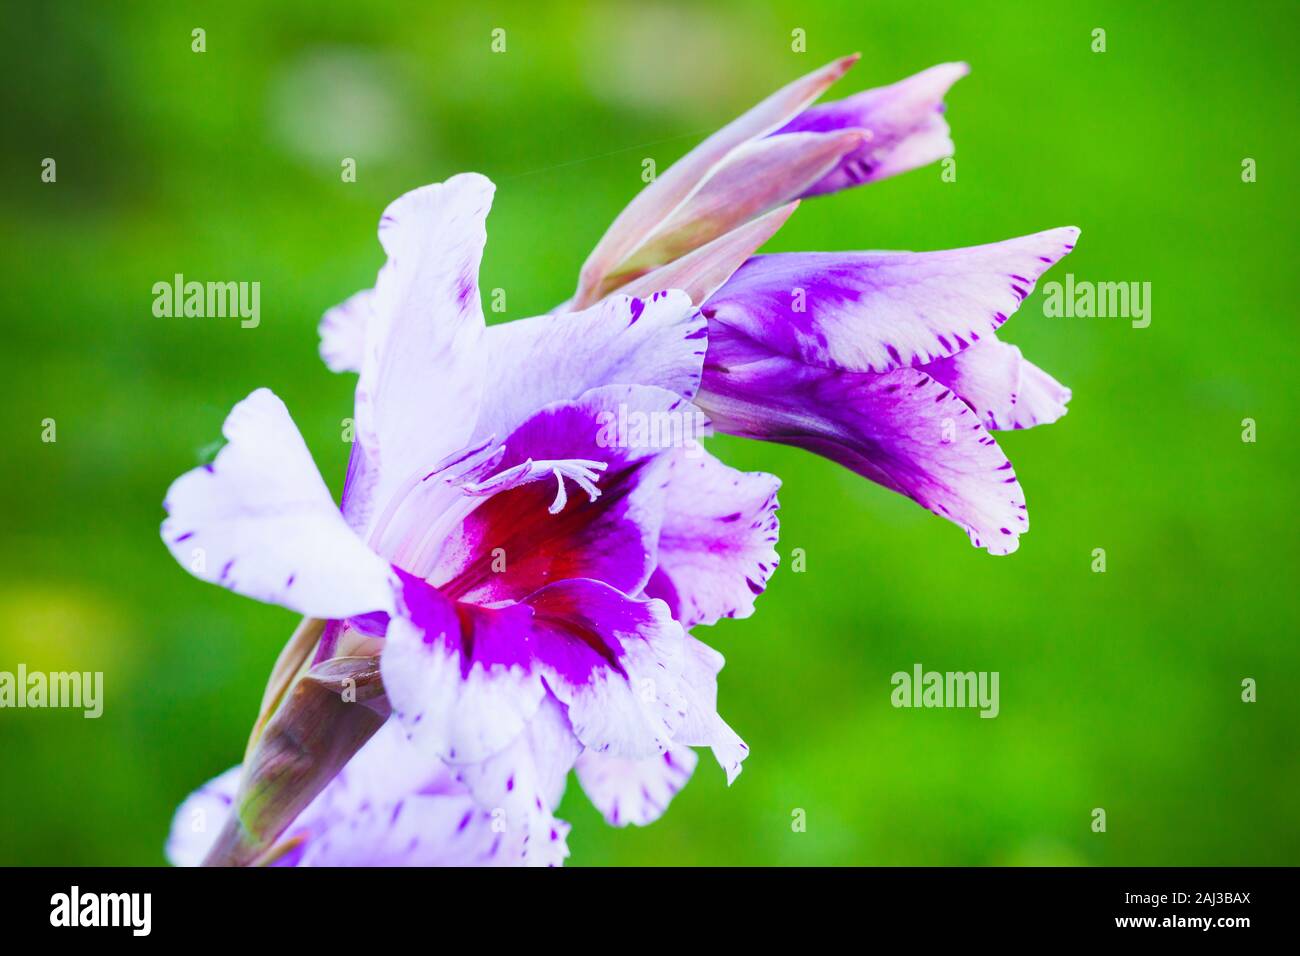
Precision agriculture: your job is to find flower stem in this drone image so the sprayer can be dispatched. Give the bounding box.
[202,654,389,866]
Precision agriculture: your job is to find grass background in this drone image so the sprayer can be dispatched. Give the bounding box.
[2,0,1296,865]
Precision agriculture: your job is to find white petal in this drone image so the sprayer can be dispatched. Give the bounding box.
[165,766,241,867]
[161,389,397,618]
[352,174,494,537]
[477,290,704,444]
[318,288,372,374]
[454,697,580,866]
[575,744,697,827]
[673,636,749,784]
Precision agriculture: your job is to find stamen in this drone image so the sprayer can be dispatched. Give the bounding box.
[545,459,608,513]
[550,471,568,514]
[461,457,609,514]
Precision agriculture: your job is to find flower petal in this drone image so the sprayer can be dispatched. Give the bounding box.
[161,388,398,618]
[295,719,524,866]
[452,696,580,866]
[575,54,859,307]
[923,338,1072,431]
[698,329,1028,554]
[575,744,697,827]
[166,766,240,867]
[388,573,693,764]
[298,786,537,867]
[672,635,749,783]
[477,290,705,445]
[382,574,546,765]
[775,62,969,195]
[604,130,866,290]
[524,579,689,759]
[643,449,780,627]
[318,288,371,374]
[348,174,494,537]
[703,228,1080,374]
[614,202,799,306]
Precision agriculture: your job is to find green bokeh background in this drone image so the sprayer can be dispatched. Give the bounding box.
[3,0,1296,866]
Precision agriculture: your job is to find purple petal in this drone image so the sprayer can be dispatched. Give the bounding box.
[698,327,1028,555]
[703,228,1080,374]
[382,577,547,765]
[523,579,689,759]
[389,573,701,762]
[775,62,969,195]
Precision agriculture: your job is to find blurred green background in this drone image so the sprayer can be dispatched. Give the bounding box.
[3,0,1296,866]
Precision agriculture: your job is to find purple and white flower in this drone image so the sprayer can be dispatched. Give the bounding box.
[164,175,776,866]
[165,53,1079,867]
